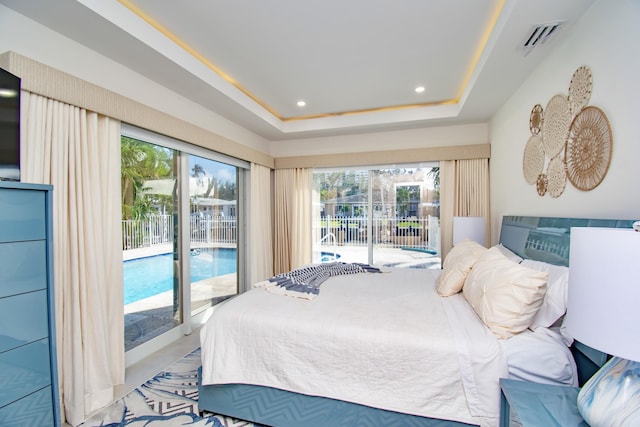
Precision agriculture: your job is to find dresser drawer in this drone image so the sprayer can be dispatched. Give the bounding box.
[0,241,47,298]
[0,188,46,243]
[0,385,55,427]
[0,291,49,354]
[0,338,51,409]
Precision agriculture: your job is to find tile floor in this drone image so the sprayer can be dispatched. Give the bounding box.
[116,328,201,401]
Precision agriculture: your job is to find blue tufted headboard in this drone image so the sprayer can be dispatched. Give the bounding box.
[498,215,634,267]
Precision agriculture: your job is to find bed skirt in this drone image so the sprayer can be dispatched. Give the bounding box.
[197,368,476,427]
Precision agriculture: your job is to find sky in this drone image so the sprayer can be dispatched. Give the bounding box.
[189,154,236,184]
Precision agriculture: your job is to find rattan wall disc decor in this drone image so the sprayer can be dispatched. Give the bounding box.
[565,106,612,191]
[568,65,593,117]
[542,94,571,158]
[523,65,612,197]
[546,156,567,198]
[529,104,543,135]
[536,174,548,196]
[523,135,545,185]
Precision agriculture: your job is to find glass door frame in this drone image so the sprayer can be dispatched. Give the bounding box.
[313,163,440,269]
[122,123,248,367]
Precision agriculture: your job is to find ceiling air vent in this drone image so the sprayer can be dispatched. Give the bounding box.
[522,21,566,55]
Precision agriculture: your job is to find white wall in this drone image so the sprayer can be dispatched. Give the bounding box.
[489,0,640,243]
[0,4,270,155]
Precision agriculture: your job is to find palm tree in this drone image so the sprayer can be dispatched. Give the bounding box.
[121,136,174,220]
[191,164,204,178]
[427,167,440,190]
[217,180,236,200]
[121,137,149,219]
[204,176,217,199]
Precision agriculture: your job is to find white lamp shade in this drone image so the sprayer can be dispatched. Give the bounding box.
[564,227,640,362]
[453,216,485,246]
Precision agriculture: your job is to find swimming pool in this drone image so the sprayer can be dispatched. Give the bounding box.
[123,248,237,304]
[320,251,341,262]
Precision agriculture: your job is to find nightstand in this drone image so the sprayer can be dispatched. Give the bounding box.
[499,378,588,427]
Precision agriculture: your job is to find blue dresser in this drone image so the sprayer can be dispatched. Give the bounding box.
[0,182,60,426]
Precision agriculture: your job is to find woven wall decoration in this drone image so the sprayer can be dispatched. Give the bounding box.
[546,156,567,198]
[523,135,545,185]
[529,104,543,135]
[542,94,571,158]
[565,106,612,191]
[568,65,593,117]
[523,65,612,197]
[536,174,548,196]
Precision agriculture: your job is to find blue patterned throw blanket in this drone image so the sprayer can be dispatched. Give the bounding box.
[255,262,382,299]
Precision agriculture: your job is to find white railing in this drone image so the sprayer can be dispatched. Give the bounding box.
[190,215,236,246]
[316,232,338,261]
[122,215,174,250]
[122,214,237,250]
[124,214,440,253]
[313,215,440,252]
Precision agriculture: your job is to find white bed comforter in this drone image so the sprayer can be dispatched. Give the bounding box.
[200,268,507,426]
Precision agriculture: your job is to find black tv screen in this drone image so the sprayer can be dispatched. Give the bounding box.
[0,67,20,181]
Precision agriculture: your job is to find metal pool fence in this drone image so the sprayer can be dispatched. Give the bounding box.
[123,214,440,253]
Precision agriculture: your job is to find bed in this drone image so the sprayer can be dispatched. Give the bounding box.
[198,216,630,426]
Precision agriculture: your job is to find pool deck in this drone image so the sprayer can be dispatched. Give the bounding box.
[123,242,236,261]
[316,244,442,269]
[124,273,237,351]
[124,244,237,351]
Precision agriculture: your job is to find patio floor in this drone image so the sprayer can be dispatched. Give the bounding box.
[318,244,442,269]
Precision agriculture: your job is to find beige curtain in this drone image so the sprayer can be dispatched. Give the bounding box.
[273,168,312,274]
[20,91,124,426]
[249,163,273,287]
[440,158,490,260]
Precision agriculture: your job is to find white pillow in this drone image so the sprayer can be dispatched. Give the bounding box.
[436,239,487,296]
[520,259,569,329]
[499,327,578,386]
[493,243,523,263]
[463,247,548,339]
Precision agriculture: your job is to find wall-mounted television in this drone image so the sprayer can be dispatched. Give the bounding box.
[0,67,20,181]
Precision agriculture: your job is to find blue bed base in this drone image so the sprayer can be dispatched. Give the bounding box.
[197,368,473,427]
[197,215,625,426]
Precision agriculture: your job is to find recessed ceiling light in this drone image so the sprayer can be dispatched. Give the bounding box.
[297,100,306,107]
[415,86,425,94]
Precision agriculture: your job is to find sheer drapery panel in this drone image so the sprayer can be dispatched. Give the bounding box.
[440,158,490,259]
[20,91,124,426]
[273,168,312,274]
[249,163,273,287]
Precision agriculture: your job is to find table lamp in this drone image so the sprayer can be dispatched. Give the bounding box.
[564,227,640,426]
[452,216,485,246]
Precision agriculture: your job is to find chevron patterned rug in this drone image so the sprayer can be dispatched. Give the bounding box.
[80,348,261,427]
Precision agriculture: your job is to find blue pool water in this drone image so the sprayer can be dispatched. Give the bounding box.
[320,251,341,262]
[123,248,237,305]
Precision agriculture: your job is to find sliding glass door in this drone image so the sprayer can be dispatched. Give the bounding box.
[121,125,245,356]
[121,137,181,351]
[370,167,441,268]
[312,164,440,268]
[188,154,238,316]
[312,170,369,264]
